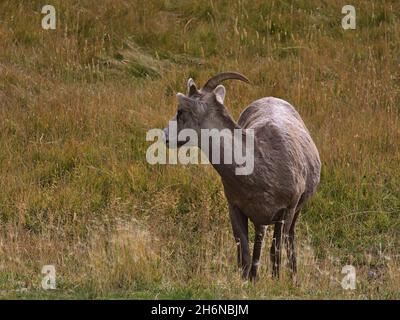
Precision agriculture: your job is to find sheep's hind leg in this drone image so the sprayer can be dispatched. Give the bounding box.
[228,203,250,279]
[284,208,301,278]
[270,221,283,278]
[250,224,266,281]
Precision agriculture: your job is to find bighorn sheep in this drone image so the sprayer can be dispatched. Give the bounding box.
[163,72,321,279]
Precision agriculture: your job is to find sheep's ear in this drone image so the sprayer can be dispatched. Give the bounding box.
[214,85,226,104]
[187,78,198,96]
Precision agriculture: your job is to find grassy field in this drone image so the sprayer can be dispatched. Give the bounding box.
[0,0,399,299]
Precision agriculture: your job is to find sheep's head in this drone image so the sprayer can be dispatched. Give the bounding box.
[163,72,250,148]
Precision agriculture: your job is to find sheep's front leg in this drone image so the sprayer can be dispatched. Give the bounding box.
[228,203,250,279]
[250,224,266,281]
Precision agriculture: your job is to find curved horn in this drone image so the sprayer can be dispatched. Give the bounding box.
[202,72,250,92]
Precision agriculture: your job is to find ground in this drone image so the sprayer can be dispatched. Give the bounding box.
[0,0,399,299]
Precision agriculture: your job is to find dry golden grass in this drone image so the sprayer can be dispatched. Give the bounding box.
[0,0,399,299]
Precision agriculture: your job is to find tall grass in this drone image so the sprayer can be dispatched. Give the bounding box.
[0,0,399,298]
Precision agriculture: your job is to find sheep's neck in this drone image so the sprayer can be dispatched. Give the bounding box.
[200,108,249,181]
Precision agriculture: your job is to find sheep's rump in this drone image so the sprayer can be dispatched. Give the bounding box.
[238,97,321,208]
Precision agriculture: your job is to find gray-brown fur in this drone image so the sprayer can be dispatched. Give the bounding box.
[163,72,321,279]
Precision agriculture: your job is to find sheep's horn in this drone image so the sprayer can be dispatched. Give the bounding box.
[202,72,250,92]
